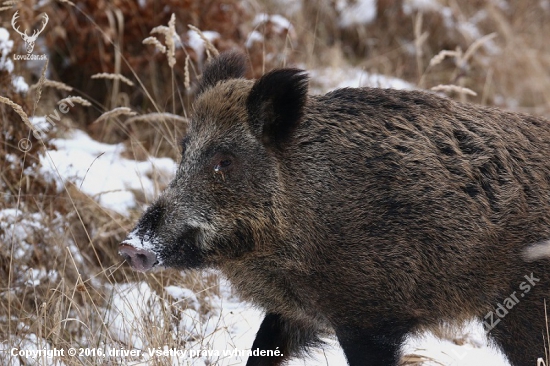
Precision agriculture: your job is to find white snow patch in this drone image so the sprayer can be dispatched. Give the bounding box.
[310,67,415,94]
[12,75,29,93]
[67,241,84,264]
[104,282,163,350]
[24,268,57,287]
[0,27,14,73]
[179,308,201,335]
[336,0,377,27]
[5,153,17,164]
[0,209,43,260]
[0,333,67,366]
[403,321,511,365]
[186,29,220,60]
[30,116,51,138]
[253,13,293,33]
[245,30,264,48]
[165,286,200,310]
[403,0,442,15]
[39,129,175,216]
[0,27,31,91]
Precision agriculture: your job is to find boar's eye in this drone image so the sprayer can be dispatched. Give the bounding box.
[212,151,235,179]
[214,158,232,172]
[218,159,232,168]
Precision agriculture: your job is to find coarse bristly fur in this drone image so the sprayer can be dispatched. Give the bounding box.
[121,51,550,366]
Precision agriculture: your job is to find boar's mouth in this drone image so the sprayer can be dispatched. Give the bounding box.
[119,244,159,272]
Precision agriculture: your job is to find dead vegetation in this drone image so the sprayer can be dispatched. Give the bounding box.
[1,0,549,365]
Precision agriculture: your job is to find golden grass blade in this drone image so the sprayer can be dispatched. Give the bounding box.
[188,24,219,59]
[32,59,49,114]
[431,84,477,97]
[91,73,134,87]
[29,79,73,92]
[0,96,37,134]
[92,107,137,124]
[143,36,167,53]
[124,112,189,125]
[58,96,92,107]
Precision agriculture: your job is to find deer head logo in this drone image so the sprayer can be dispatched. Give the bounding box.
[11,11,49,54]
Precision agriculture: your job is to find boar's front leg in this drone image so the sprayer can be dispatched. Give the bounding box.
[246,313,321,366]
[335,323,413,366]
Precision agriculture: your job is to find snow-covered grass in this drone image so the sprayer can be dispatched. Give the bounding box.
[39,130,175,216]
[2,0,550,365]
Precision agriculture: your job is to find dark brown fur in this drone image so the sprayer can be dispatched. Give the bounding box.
[121,52,550,366]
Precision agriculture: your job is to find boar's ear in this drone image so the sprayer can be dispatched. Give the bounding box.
[197,51,247,95]
[246,69,309,147]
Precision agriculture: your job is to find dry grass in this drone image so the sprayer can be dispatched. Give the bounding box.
[1,0,549,365]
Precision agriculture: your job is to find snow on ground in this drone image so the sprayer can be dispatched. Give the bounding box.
[404,325,511,366]
[0,208,63,291]
[186,29,220,62]
[0,209,43,260]
[1,332,67,366]
[0,27,30,92]
[0,27,14,73]
[0,271,512,365]
[39,129,175,215]
[253,13,294,34]
[336,0,377,27]
[310,67,415,94]
[102,278,511,366]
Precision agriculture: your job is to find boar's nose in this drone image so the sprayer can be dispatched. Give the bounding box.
[119,244,157,272]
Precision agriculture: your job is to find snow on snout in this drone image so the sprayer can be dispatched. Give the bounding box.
[121,229,164,265]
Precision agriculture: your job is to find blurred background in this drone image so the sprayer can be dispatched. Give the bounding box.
[1,0,549,365]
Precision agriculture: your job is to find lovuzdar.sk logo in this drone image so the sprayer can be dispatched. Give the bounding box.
[11,10,49,60]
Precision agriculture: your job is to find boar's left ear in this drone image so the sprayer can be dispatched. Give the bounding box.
[246,68,309,147]
[197,51,248,95]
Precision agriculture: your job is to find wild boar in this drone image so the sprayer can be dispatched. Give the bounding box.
[120,51,550,366]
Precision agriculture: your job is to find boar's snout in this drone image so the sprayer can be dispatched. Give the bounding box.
[119,244,158,272]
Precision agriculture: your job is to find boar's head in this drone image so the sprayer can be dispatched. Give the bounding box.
[120,52,308,272]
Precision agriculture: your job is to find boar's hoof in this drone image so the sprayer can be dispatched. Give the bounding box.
[119,244,157,272]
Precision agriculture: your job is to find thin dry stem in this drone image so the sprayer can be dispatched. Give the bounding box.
[33,59,49,114]
[0,96,37,134]
[414,12,429,84]
[167,13,177,68]
[188,24,220,58]
[429,50,461,68]
[30,79,73,92]
[59,96,92,107]
[184,55,190,90]
[124,112,189,125]
[91,73,134,87]
[143,37,167,53]
[463,32,497,63]
[431,84,477,96]
[92,107,137,124]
